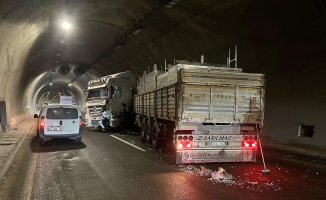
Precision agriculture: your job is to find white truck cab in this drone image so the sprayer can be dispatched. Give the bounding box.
[84,71,136,129]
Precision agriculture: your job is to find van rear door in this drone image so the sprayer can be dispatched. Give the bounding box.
[44,107,80,135]
[61,108,80,134]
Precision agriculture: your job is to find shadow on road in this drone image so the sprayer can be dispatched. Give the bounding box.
[30,136,87,153]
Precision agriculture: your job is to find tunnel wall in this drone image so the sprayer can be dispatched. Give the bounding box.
[0,2,50,130]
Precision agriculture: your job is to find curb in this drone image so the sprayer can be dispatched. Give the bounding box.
[0,120,35,182]
[263,145,326,164]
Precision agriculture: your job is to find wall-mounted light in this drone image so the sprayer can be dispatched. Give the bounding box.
[49,83,53,86]
[68,83,72,86]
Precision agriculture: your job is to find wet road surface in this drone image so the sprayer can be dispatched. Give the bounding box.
[0,123,326,200]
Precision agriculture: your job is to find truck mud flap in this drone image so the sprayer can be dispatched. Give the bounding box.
[176,149,257,164]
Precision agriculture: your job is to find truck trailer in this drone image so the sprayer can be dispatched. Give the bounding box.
[85,52,266,164]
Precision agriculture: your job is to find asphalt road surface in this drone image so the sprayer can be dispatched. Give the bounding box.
[0,123,325,200]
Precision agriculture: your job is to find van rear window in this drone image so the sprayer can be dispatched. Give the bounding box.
[46,108,78,119]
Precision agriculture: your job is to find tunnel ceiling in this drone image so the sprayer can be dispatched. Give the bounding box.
[1,0,325,84]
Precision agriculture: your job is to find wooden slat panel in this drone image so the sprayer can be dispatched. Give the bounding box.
[182,85,210,119]
[181,68,265,87]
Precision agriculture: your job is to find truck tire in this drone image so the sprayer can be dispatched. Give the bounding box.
[146,118,152,144]
[151,121,164,149]
[141,118,147,139]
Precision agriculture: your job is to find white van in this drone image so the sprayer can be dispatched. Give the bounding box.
[34,104,83,145]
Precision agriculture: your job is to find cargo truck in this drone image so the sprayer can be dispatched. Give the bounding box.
[85,50,266,164]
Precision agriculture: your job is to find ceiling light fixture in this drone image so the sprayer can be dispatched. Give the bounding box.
[62,21,71,29]
[133,29,142,35]
[166,0,180,8]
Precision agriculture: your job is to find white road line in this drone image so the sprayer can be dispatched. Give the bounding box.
[21,151,38,200]
[110,135,146,152]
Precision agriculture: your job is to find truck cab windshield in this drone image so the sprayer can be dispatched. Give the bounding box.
[87,88,108,99]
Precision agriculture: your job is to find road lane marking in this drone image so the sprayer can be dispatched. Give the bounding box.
[110,135,146,152]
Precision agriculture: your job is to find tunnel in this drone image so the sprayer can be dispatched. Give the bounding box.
[0,0,325,149]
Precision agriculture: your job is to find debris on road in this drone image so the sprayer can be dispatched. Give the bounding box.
[177,165,284,190]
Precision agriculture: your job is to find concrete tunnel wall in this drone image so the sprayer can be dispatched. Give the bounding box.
[0,0,325,149]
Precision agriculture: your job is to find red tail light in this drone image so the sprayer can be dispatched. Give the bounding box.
[242,140,257,148]
[177,141,192,149]
[176,135,193,149]
[79,116,83,126]
[40,116,45,127]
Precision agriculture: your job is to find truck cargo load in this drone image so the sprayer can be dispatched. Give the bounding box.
[60,96,73,105]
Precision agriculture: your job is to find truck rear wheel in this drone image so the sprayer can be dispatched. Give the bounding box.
[141,118,146,139]
[146,119,152,144]
[151,121,164,149]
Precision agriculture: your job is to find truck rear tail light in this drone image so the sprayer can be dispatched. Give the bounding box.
[177,141,192,149]
[40,122,45,127]
[242,140,257,148]
[177,135,193,141]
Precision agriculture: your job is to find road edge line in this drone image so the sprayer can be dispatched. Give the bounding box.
[110,135,146,152]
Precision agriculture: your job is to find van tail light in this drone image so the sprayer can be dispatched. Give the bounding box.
[79,116,83,126]
[40,116,45,127]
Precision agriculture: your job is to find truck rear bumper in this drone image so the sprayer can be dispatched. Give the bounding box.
[176,149,257,164]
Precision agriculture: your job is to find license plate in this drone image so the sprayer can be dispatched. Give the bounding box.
[91,120,99,125]
[48,126,62,131]
[206,141,227,146]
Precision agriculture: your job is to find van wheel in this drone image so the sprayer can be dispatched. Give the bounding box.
[38,136,44,146]
[75,136,82,143]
